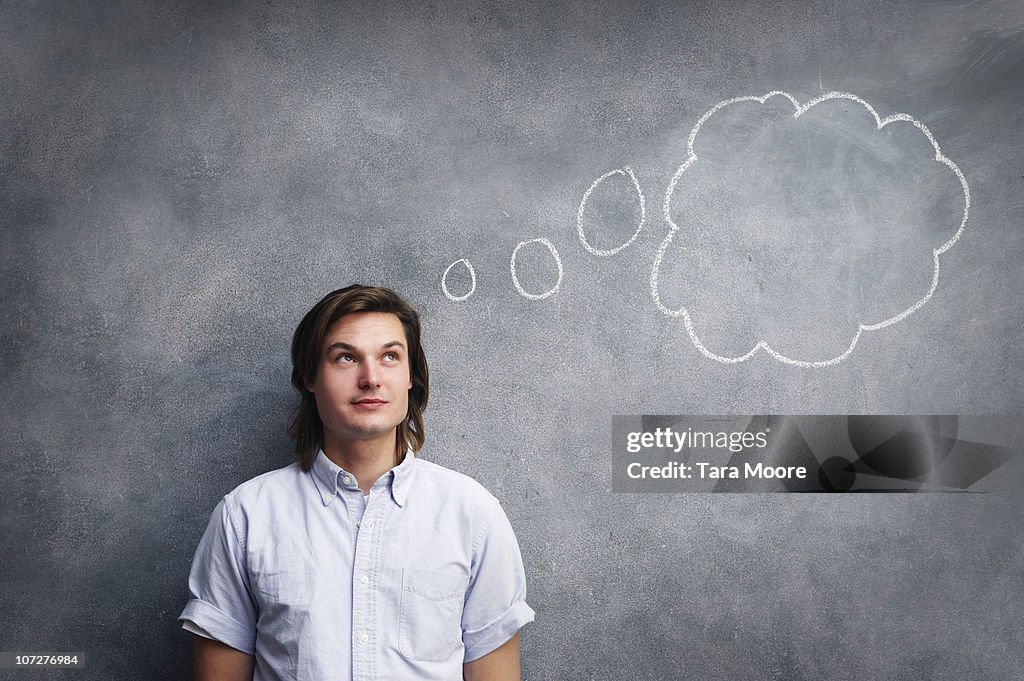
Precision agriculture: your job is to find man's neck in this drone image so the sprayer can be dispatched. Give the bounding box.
[322,434,401,496]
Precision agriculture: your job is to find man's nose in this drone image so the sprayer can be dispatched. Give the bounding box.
[358,363,380,388]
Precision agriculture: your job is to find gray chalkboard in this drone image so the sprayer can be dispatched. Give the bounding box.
[3,0,1023,679]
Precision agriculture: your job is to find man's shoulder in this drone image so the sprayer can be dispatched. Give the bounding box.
[221,461,307,509]
[412,456,500,510]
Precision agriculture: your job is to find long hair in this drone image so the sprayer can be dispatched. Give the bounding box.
[288,285,429,470]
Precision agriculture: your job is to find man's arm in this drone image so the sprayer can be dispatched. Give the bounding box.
[180,498,259,666]
[194,635,255,681]
[463,631,521,681]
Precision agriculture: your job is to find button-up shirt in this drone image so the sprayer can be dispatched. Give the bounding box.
[178,449,534,680]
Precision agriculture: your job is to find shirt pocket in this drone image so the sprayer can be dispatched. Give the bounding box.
[398,567,469,662]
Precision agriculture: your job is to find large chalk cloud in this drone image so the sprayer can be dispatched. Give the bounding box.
[652,91,970,367]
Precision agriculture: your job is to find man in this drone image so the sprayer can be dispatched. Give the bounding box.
[178,285,534,680]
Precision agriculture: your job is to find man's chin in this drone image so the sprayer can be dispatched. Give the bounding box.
[332,422,403,444]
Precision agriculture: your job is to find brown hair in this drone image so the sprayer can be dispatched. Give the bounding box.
[289,285,429,470]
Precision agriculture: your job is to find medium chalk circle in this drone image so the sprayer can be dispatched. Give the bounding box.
[441,258,476,301]
[510,237,563,300]
[577,166,647,256]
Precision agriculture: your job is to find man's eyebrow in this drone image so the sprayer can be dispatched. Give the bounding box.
[324,340,407,354]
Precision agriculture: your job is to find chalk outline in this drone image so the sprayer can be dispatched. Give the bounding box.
[441,258,477,301]
[511,237,564,300]
[652,90,970,368]
[577,166,647,256]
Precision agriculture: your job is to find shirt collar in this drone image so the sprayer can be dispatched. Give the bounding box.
[389,447,416,506]
[310,447,417,507]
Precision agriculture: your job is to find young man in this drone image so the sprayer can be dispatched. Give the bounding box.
[178,285,534,681]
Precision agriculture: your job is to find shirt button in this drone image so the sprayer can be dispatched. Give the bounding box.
[342,476,351,485]
[359,633,369,643]
[359,574,369,584]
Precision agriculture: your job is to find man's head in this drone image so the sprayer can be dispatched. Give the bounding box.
[289,285,429,470]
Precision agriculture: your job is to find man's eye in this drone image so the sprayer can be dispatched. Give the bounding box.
[384,352,399,361]
[337,354,354,363]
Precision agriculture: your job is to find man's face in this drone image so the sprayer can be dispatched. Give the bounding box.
[306,311,413,451]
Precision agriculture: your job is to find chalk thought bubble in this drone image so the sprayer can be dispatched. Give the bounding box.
[652,91,969,367]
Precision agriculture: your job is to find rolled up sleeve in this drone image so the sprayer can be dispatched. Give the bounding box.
[178,497,257,655]
[461,501,535,662]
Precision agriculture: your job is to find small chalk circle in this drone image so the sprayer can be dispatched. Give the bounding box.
[441,258,477,302]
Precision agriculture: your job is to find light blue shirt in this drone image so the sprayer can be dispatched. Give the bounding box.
[178,449,534,681]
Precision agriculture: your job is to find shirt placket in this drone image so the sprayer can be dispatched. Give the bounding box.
[349,478,384,681]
